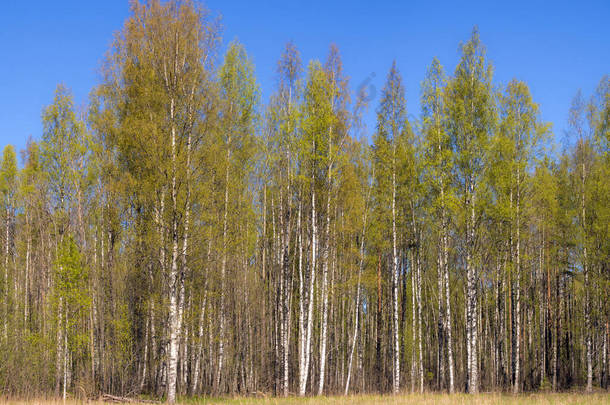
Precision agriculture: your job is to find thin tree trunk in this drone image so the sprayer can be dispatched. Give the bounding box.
[345,177,372,395]
[602,321,608,389]
[391,163,400,394]
[280,185,292,397]
[191,253,209,394]
[444,218,455,393]
[411,250,417,393]
[416,245,424,393]
[216,136,230,393]
[56,297,63,397]
[297,197,307,396]
[467,177,478,393]
[552,262,559,391]
[376,254,382,391]
[345,256,362,396]
[140,301,150,392]
[514,169,521,394]
[177,123,192,397]
[317,188,331,395]
[167,96,182,404]
[63,310,68,401]
[4,204,9,339]
[437,240,445,391]
[317,118,335,395]
[300,187,317,396]
[581,155,592,393]
[539,229,546,388]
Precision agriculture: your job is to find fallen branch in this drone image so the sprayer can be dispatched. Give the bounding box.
[100,393,161,403]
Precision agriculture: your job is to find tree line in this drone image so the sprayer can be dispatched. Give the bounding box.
[0,0,608,401]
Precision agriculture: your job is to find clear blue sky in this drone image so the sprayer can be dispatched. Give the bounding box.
[1,0,608,162]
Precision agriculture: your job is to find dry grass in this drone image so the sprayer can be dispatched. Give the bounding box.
[2,393,609,405]
[190,392,609,405]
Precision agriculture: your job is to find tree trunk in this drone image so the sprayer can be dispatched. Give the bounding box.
[437,240,445,390]
[391,166,400,394]
[444,217,455,393]
[602,321,608,389]
[4,204,9,339]
[317,188,331,395]
[299,188,317,396]
[297,198,307,396]
[582,156,592,393]
[280,185,292,397]
[167,97,182,404]
[63,309,68,401]
[376,254,382,391]
[345,190,370,395]
[416,245,424,393]
[514,171,521,394]
[56,297,63,397]
[466,178,478,393]
[216,138,230,393]
[140,301,150,392]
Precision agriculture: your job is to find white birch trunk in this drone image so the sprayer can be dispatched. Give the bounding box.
[345,216,367,395]
[280,180,292,397]
[140,301,150,392]
[444,225,455,393]
[4,204,8,339]
[24,221,30,326]
[191,240,210,394]
[466,178,478,393]
[513,168,521,394]
[216,135,230,393]
[56,297,63,397]
[437,245,444,390]
[345,179,371,395]
[582,155,592,393]
[167,96,182,404]
[392,165,400,394]
[416,246,423,393]
[317,188,331,395]
[411,250,418,393]
[63,310,68,401]
[297,199,307,396]
[437,120,455,393]
[299,188,317,396]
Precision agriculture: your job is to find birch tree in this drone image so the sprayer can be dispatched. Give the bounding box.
[0,146,17,340]
[422,57,455,393]
[301,60,334,395]
[1,12,609,398]
[372,61,408,394]
[445,28,494,393]
[495,79,546,393]
[567,90,594,393]
[95,1,217,401]
[216,40,259,392]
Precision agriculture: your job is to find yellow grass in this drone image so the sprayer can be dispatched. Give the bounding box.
[2,393,610,405]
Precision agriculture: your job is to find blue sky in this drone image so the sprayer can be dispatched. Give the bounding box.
[1,0,608,162]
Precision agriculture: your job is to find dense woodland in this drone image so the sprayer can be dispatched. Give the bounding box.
[0,1,608,402]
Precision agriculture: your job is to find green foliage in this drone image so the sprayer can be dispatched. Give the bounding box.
[421,58,458,220]
[41,85,90,214]
[446,27,495,193]
[2,8,609,398]
[54,235,90,353]
[371,61,409,250]
[219,40,260,179]
[301,60,335,182]
[0,145,18,201]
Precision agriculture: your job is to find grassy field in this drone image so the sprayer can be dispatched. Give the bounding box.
[2,393,609,405]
